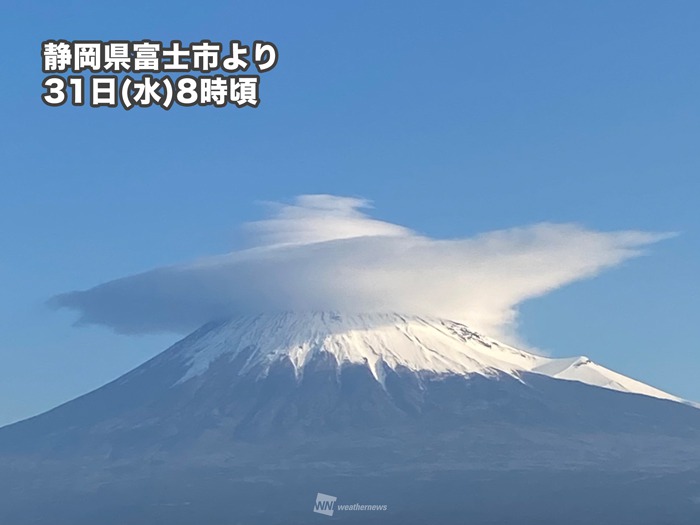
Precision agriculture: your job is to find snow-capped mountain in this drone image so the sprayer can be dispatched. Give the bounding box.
[170,312,684,403]
[1,312,700,525]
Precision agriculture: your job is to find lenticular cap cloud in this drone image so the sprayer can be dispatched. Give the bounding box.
[50,194,673,340]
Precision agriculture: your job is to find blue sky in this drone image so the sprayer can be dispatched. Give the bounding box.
[1,1,699,425]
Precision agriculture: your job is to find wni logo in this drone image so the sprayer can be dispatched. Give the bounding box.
[313,493,337,517]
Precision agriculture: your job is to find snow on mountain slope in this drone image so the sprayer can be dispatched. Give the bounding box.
[171,312,685,404]
[531,356,684,403]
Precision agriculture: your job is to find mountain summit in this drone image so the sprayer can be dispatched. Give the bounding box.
[1,312,699,525]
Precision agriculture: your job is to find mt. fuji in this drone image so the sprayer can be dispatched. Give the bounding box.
[1,312,699,525]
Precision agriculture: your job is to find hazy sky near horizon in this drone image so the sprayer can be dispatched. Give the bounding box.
[1,1,699,426]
